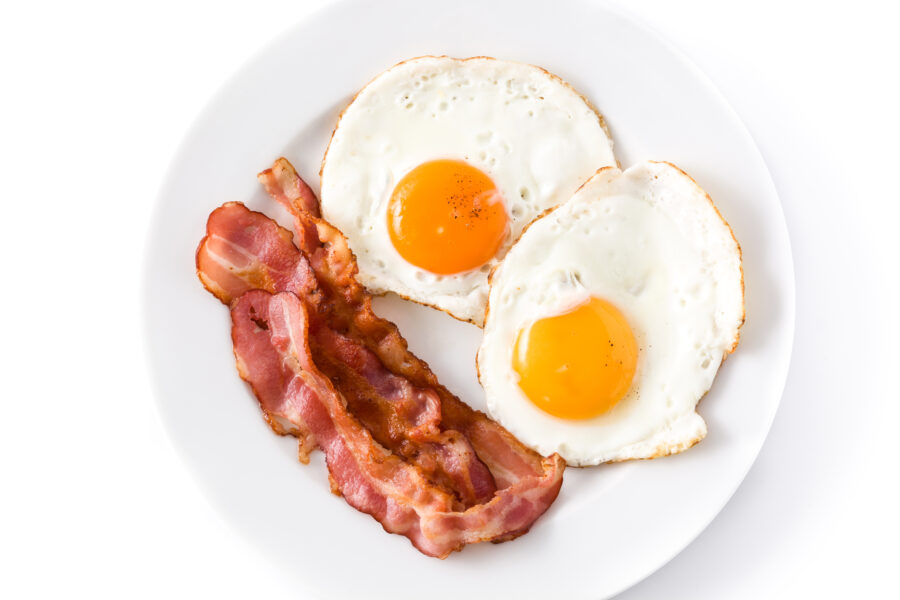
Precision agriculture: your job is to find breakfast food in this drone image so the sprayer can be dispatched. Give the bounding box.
[320,56,617,325]
[477,162,744,466]
[196,158,564,557]
[193,54,749,557]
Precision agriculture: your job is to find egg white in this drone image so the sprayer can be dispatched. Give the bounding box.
[320,56,616,325]
[477,161,744,465]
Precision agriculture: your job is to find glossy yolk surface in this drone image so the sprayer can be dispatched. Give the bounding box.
[387,159,507,275]
[513,297,638,420]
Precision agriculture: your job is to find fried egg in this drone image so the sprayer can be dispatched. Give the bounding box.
[477,161,744,466]
[320,56,616,325]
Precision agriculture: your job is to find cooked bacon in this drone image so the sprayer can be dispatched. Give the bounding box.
[197,202,497,508]
[232,290,456,556]
[195,158,565,555]
[259,159,371,313]
[258,158,562,490]
[195,202,318,305]
[232,290,564,556]
[257,158,320,218]
[309,326,497,506]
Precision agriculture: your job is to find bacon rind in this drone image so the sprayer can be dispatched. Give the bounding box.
[198,201,497,507]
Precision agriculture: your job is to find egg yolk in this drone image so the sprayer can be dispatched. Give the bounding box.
[513,297,638,420]
[387,159,508,275]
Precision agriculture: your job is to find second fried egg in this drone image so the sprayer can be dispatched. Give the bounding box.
[477,162,744,466]
[320,56,616,325]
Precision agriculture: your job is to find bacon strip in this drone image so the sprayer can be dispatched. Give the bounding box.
[258,158,562,489]
[198,203,497,508]
[257,157,320,218]
[232,290,563,556]
[195,202,318,305]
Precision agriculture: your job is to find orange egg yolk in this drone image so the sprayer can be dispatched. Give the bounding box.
[387,159,508,275]
[513,297,638,420]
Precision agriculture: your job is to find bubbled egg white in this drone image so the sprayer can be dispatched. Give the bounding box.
[320,56,617,325]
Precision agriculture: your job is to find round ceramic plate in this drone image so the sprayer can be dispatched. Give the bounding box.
[144,0,795,597]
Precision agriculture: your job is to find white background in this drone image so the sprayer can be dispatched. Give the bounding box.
[1,0,897,597]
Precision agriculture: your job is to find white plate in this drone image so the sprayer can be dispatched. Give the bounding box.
[143,0,795,597]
